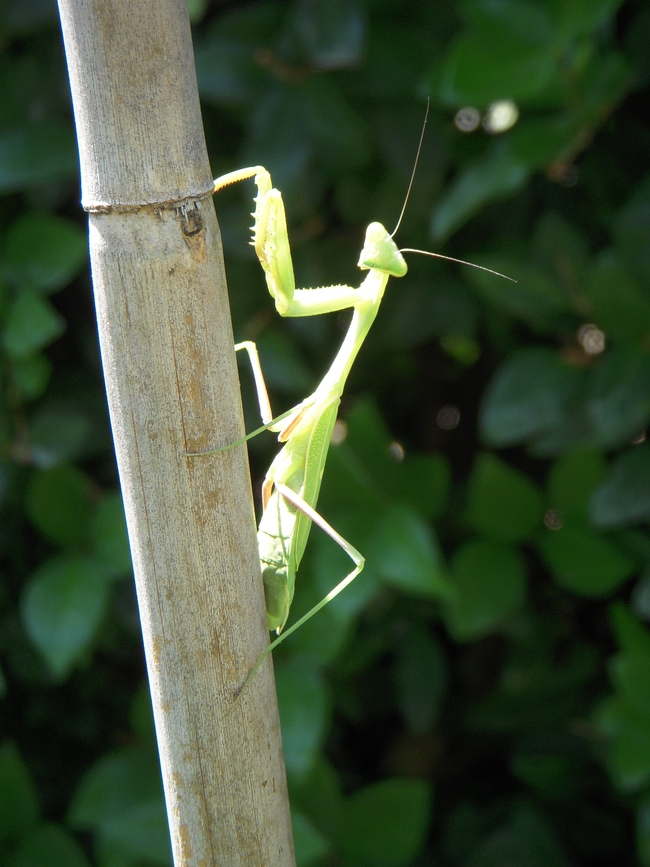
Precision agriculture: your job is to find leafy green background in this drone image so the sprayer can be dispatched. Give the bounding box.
[2,0,650,864]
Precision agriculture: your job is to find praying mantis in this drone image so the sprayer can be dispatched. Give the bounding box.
[191,118,511,688]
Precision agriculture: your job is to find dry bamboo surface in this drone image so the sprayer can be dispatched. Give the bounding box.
[57,1,295,864]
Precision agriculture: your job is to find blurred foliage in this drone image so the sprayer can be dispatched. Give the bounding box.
[1,0,650,864]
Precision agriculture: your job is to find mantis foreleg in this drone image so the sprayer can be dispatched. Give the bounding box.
[234,341,273,425]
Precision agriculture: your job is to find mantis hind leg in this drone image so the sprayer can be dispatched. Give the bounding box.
[237,482,364,695]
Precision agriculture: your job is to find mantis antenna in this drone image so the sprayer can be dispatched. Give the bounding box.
[399,248,516,282]
[391,99,430,239]
[389,99,515,283]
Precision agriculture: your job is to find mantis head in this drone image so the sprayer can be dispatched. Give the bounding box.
[358,221,408,278]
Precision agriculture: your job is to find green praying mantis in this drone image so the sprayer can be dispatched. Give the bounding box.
[190,116,511,689]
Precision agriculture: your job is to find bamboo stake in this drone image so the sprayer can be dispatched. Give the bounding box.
[56,1,295,864]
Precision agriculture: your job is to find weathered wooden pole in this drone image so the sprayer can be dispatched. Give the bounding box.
[56,1,295,864]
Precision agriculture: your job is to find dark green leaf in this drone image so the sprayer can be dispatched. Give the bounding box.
[466,800,570,867]
[547,0,626,39]
[91,492,132,578]
[509,115,583,170]
[276,658,330,782]
[98,800,171,866]
[372,278,479,348]
[256,328,314,394]
[437,33,556,106]
[614,172,650,283]
[465,256,571,327]
[0,123,77,193]
[3,213,86,293]
[480,348,581,448]
[586,348,650,448]
[465,452,543,543]
[338,778,431,867]
[611,602,650,661]
[11,354,51,400]
[638,797,650,867]
[586,252,650,344]
[195,39,259,106]
[531,212,588,276]
[129,682,156,744]
[610,652,650,719]
[596,695,650,792]
[67,746,171,864]
[244,85,311,190]
[299,76,371,170]
[26,464,92,548]
[511,747,584,802]
[292,810,330,867]
[292,0,365,70]
[540,525,635,596]
[393,626,447,733]
[2,290,65,358]
[369,504,449,598]
[398,452,451,521]
[460,0,555,45]
[547,447,607,524]
[430,144,529,241]
[10,822,90,867]
[68,747,164,830]
[1,0,58,36]
[21,556,112,679]
[445,540,527,641]
[590,445,650,528]
[290,758,344,845]
[0,742,39,847]
[28,402,94,468]
[632,566,650,623]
